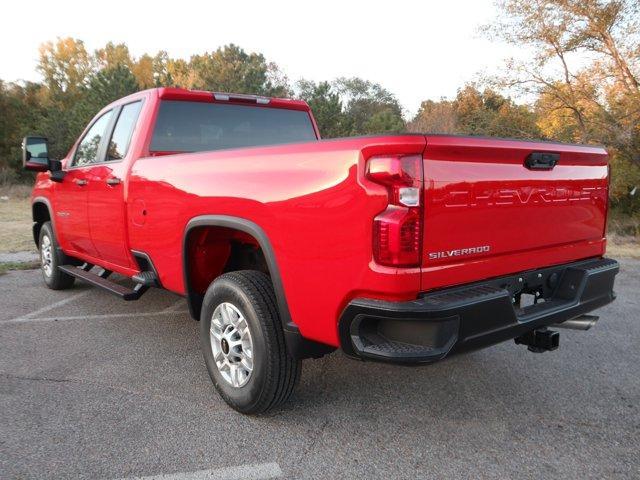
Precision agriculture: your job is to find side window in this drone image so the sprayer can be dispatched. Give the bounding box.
[106,101,143,161]
[73,111,114,167]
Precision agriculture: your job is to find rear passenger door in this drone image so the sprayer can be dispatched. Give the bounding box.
[87,101,143,269]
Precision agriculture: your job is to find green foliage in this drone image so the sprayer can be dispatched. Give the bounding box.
[297,78,405,138]
[76,65,140,122]
[0,80,47,180]
[454,86,541,139]
[609,156,640,216]
[333,77,405,136]
[189,44,290,97]
[297,80,347,138]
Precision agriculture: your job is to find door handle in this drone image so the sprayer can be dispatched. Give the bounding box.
[106,177,121,186]
[74,178,88,186]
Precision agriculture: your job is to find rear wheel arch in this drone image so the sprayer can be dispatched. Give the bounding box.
[182,216,293,327]
[183,216,335,360]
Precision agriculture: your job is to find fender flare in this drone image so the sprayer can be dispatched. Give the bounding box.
[31,196,55,246]
[182,215,292,325]
[182,215,334,359]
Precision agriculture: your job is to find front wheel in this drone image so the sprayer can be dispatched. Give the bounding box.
[39,221,75,290]
[200,270,301,414]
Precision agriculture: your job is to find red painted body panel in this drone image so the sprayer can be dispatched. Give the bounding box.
[30,88,611,349]
[127,135,427,346]
[420,135,608,291]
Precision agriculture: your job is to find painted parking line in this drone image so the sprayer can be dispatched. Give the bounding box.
[4,310,189,325]
[8,290,93,322]
[118,462,283,480]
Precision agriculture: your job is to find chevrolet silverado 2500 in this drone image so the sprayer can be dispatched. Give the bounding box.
[23,87,619,413]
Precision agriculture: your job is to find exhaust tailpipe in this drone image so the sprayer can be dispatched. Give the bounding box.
[554,315,598,331]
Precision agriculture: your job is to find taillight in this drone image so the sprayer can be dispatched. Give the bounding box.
[367,155,423,267]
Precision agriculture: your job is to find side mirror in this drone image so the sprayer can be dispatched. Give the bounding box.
[22,136,51,172]
[22,136,65,182]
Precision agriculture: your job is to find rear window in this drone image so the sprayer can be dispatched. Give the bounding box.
[150,100,317,153]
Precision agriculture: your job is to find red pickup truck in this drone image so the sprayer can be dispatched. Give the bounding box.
[23,87,619,413]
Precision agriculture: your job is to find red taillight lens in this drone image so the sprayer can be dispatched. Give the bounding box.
[367,155,423,267]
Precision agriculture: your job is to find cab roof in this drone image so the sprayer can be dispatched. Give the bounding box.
[155,87,311,111]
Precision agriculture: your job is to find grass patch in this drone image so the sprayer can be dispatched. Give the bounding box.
[0,195,34,254]
[607,234,640,259]
[0,261,40,276]
[0,183,33,199]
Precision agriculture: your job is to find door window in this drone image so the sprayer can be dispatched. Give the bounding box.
[73,110,113,167]
[106,101,143,161]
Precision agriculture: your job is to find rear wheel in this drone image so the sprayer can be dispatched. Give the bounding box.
[200,270,301,414]
[39,222,75,290]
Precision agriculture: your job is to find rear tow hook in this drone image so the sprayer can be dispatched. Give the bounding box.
[515,328,560,353]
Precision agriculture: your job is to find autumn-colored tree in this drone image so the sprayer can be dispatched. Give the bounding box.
[488,0,640,213]
[408,85,540,139]
[95,42,133,70]
[131,54,155,89]
[408,99,457,134]
[150,51,175,87]
[37,38,93,100]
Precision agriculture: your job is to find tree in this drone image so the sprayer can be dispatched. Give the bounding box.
[487,0,639,158]
[131,54,155,89]
[95,42,133,70]
[488,0,640,213]
[0,81,48,181]
[408,85,541,139]
[189,44,290,96]
[333,77,405,135]
[407,99,457,134]
[83,64,140,109]
[455,86,541,138]
[297,80,347,138]
[151,51,175,87]
[37,38,93,99]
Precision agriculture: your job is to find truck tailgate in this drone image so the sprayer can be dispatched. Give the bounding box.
[421,135,609,291]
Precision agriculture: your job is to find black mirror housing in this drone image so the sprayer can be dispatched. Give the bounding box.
[22,136,51,172]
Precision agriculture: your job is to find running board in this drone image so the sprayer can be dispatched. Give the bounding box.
[59,265,149,301]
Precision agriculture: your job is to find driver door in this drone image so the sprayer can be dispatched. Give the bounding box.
[54,110,114,257]
[86,101,143,268]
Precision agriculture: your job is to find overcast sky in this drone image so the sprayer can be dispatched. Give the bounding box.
[1,0,518,117]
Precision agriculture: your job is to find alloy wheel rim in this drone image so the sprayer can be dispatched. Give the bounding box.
[41,235,53,277]
[210,302,253,388]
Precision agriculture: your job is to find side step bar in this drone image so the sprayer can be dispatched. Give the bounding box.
[59,265,150,301]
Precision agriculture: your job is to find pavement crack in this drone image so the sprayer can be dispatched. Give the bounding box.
[0,373,75,384]
[0,372,226,414]
[299,359,332,459]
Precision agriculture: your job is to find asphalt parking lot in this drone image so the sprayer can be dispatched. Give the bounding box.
[1,259,639,479]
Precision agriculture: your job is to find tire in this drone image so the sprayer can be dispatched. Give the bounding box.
[38,221,75,290]
[200,270,301,414]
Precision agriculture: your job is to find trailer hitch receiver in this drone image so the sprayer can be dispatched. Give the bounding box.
[515,328,559,353]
